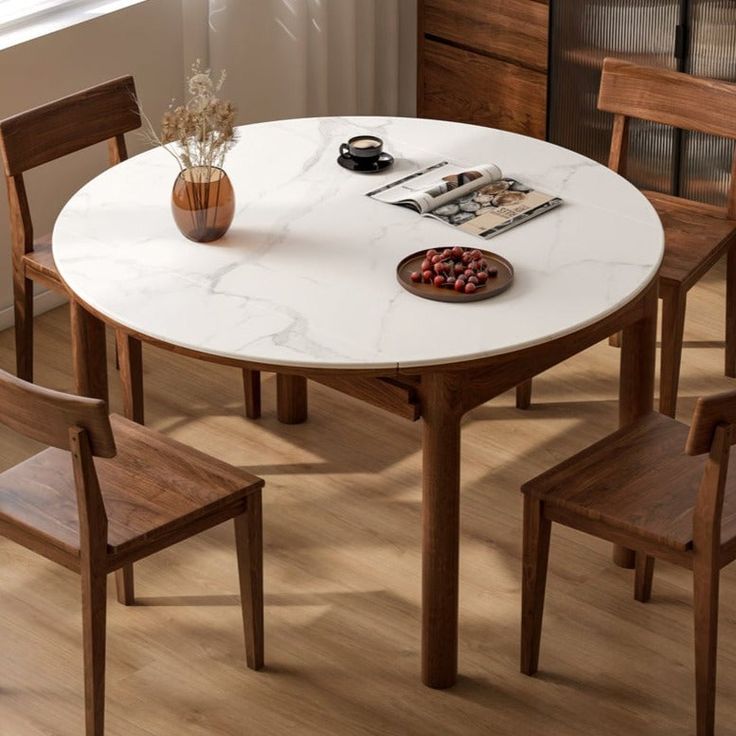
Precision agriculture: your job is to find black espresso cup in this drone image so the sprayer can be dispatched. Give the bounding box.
[340,135,384,167]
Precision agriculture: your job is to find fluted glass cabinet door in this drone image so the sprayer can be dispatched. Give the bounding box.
[549,0,681,194]
[680,0,736,206]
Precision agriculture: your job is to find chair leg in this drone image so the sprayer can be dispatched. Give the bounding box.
[115,565,135,605]
[116,331,144,425]
[113,336,140,618]
[13,274,34,382]
[634,553,655,603]
[726,248,736,378]
[659,285,687,418]
[516,379,532,410]
[693,557,720,736]
[243,369,261,419]
[520,495,551,676]
[609,331,622,348]
[234,492,264,670]
[81,564,107,736]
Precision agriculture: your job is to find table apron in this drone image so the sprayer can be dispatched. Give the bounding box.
[411,285,653,417]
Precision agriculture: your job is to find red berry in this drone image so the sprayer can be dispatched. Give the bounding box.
[451,246,463,258]
[470,249,482,260]
[464,269,474,279]
[432,255,443,264]
[488,267,498,277]
[442,248,452,258]
[421,259,431,272]
[427,249,438,259]
[468,275,479,285]
[434,262,446,274]
[433,275,446,287]
[423,270,433,282]
[462,253,471,264]
[447,276,456,286]
[454,279,465,293]
[477,271,489,284]
[454,262,465,275]
[479,259,488,269]
[410,271,422,283]
[464,282,477,294]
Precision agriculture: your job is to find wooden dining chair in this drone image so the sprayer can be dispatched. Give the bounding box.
[0,77,146,419]
[0,77,263,426]
[520,389,736,736]
[599,58,736,418]
[0,367,264,735]
[516,59,736,417]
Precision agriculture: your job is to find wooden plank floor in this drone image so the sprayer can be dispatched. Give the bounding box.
[1,259,736,735]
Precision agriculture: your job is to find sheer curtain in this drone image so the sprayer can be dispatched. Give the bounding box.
[188,0,416,123]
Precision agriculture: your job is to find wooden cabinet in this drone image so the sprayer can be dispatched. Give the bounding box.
[418,0,550,139]
[421,39,547,139]
[423,0,549,72]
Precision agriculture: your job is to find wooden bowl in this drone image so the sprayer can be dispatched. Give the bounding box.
[396,248,514,303]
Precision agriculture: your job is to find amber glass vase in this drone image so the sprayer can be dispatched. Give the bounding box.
[171,166,235,242]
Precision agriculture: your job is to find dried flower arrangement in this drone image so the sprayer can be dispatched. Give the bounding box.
[143,60,239,241]
[144,60,238,175]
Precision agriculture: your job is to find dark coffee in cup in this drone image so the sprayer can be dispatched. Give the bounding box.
[340,135,383,167]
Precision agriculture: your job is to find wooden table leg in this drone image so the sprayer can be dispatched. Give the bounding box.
[421,372,462,688]
[242,369,262,420]
[71,300,108,403]
[615,283,658,568]
[515,379,533,410]
[116,331,144,424]
[277,374,308,424]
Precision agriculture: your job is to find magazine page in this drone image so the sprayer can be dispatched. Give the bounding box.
[367,161,503,214]
[425,178,563,238]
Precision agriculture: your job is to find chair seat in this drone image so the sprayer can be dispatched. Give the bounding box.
[522,412,736,552]
[644,191,736,289]
[0,414,262,565]
[22,233,64,289]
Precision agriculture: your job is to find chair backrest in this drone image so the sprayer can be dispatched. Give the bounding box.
[685,390,736,551]
[686,389,736,456]
[0,76,141,256]
[0,368,115,457]
[0,75,140,176]
[597,57,736,219]
[0,369,115,554]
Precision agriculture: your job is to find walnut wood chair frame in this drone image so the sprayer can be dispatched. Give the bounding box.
[0,368,264,735]
[599,58,736,418]
[0,77,144,405]
[521,389,736,736]
[0,77,263,424]
[517,58,736,417]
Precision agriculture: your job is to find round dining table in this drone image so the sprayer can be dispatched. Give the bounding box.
[53,116,664,689]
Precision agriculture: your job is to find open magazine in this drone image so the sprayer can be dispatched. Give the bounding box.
[367,161,562,239]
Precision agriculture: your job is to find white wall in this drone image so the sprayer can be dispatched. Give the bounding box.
[0,0,186,326]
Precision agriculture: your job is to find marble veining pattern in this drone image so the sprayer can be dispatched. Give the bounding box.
[52,117,664,371]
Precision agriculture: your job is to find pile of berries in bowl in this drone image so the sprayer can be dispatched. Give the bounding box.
[410,246,499,294]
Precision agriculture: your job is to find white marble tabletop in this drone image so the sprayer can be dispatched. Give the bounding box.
[53,117,664,371]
